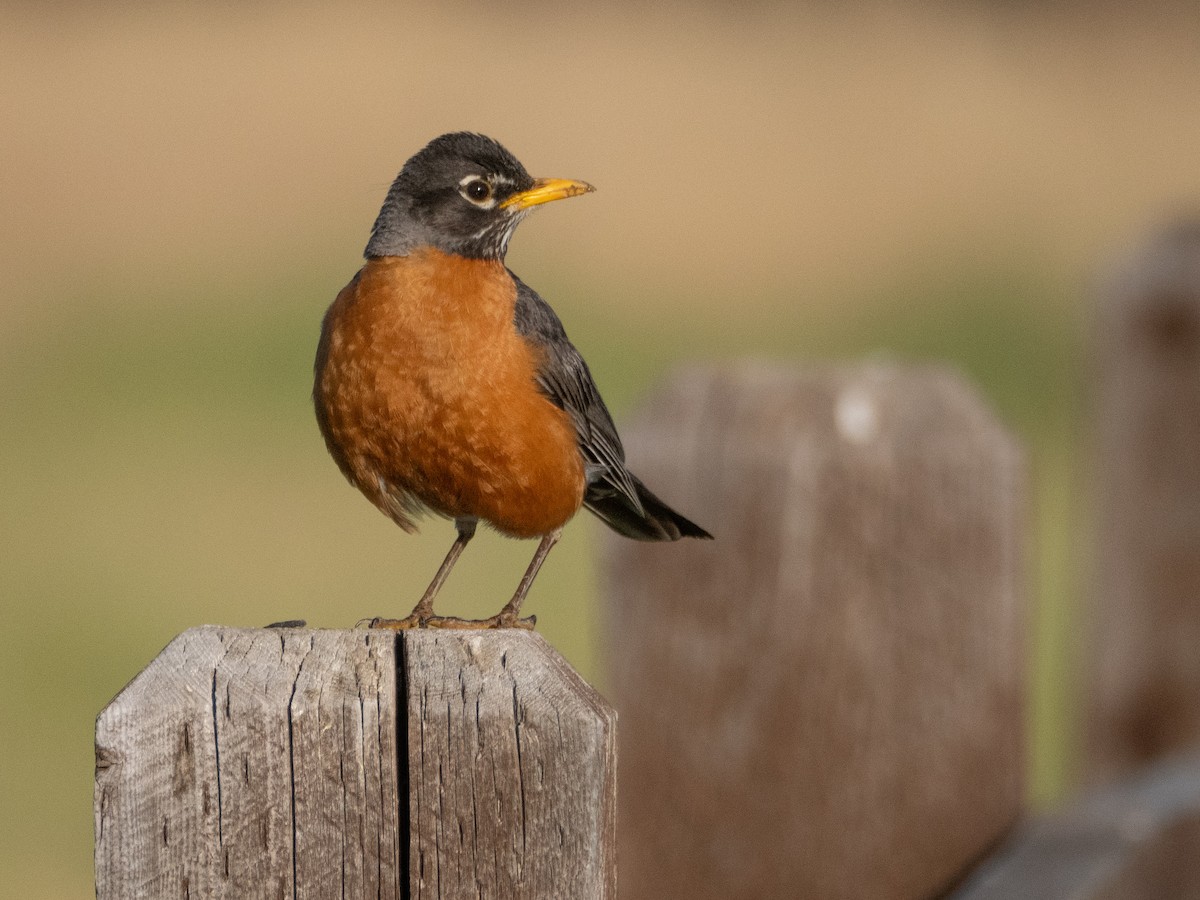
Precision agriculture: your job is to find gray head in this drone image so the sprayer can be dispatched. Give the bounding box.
[364,132,594,260]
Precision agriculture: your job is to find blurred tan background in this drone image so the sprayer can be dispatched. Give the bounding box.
[3,1,1200,896]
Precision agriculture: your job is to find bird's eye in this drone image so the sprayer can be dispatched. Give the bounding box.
[459,177,494,207]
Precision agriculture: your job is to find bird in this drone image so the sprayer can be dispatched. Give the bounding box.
[314,132,711,629]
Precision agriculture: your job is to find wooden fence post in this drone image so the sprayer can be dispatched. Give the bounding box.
[95,626,616,899]
[1087,218,1200,784]
[602,361,1026,900]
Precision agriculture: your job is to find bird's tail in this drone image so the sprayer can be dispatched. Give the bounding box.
[585,473,713,542]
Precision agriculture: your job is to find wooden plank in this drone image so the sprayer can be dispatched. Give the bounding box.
[95,626,401,899]
[95,626,615,899]
[951,755,1200,899]
[602,361,1026,900]
[1087,219,1200,783]
[401,630,617,899]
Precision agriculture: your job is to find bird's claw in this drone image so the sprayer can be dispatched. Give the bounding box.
[365,613,536,631]
[423,613,537,631]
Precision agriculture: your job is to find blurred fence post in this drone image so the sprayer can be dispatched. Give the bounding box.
[94,626,616,899]
[950,754,1200,899]
[1087,219,1200,784]
[603,361,1025,900]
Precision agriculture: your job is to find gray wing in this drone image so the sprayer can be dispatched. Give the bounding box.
[510,272,645,517]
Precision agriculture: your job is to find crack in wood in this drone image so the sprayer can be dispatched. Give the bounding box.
[397,633,412,900]
[286,635,315,900]
[511,682,527,875]
[210,669,224,848]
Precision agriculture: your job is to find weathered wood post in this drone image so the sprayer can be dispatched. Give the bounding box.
[603,361,1025,899]
[1087,218,1200,784]
[95,627,616,899]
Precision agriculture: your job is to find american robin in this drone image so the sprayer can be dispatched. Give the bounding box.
[314,132,711,629]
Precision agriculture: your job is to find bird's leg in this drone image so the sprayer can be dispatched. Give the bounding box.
[496,528,561,626]
[370,518,477,630]
[425,527,561,630]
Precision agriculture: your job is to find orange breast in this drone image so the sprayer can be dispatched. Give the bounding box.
[314,250,586,538]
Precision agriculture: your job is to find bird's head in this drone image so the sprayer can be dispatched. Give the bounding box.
[365,132,594,260]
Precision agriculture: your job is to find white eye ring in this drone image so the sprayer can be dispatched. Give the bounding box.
[459,175,496,208]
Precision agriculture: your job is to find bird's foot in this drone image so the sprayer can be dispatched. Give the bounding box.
[362,612,536,630]
[422,612,537,631]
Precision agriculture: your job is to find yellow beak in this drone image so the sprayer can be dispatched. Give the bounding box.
[500,177,595,211]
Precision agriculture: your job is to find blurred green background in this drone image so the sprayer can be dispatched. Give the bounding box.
[3,1,1199,895]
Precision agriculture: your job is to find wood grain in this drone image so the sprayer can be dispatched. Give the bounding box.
[402,630,617,899]
[95,627,615,899]
[95,626,401,899]
[603,361,1026,900]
